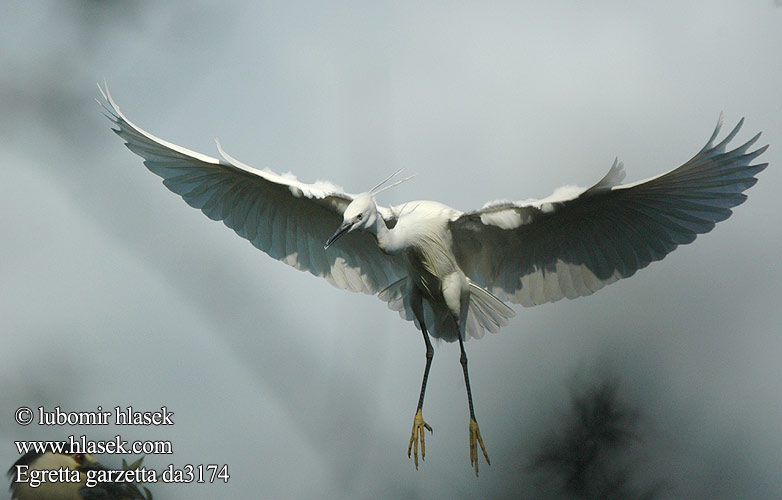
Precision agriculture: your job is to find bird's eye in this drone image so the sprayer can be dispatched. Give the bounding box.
[73,453,85,464]
[357,213,363,220]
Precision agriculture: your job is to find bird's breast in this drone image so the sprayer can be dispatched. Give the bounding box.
[403,233,461,299]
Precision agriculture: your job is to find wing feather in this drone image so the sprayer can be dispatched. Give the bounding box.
[450,117,768,306]
[100,85,405,296]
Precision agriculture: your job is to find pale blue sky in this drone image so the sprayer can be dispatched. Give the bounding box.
[2,1,781,498]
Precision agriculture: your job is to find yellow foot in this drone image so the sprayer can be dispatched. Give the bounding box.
[469,418,490,476]
[407,409,433,470]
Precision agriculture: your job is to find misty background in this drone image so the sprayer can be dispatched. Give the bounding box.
[2,1,781,498]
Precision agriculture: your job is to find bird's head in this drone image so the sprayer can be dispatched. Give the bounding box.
[325,193,378,249]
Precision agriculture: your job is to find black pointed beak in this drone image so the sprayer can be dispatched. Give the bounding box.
[325,221,352,250]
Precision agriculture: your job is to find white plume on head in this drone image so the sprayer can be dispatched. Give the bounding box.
[370,169,416,196]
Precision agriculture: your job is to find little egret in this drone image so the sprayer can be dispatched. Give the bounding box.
[100,85,767,475]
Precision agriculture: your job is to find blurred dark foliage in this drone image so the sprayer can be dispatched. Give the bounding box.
[530,378,663,500]
[78,455,154,500]
[109,456,154,500]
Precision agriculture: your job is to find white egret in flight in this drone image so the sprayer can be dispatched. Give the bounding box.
[100,85,767,475]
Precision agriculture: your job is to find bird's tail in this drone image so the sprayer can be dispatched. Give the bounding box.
[463,280,515,340]
[379,277,515,341]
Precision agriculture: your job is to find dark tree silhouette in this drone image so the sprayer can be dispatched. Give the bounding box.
[531,377,663,500]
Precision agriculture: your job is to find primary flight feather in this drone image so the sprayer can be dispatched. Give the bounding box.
[100,84,767,475]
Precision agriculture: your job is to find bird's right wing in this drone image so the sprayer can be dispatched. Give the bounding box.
[100,85,406,295]
[449,117,768,307]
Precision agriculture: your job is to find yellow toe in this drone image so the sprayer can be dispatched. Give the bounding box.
[469,419,490,476]
[408,409,433,470]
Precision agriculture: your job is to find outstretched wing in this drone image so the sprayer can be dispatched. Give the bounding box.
[450,116,768,307]
[100,85,405,294]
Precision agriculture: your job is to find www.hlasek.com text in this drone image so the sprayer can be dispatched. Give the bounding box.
[15,435,173,456]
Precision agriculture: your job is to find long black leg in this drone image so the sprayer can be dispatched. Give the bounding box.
[408,298,433,469]
[458,331,490,476]
[416,324,434,412]
[457,333,476,420]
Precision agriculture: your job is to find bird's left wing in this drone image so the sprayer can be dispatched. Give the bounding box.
[449,117,768,307]
[100,85,405,295]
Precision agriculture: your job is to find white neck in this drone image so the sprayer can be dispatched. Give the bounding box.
[370,214,403,254]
